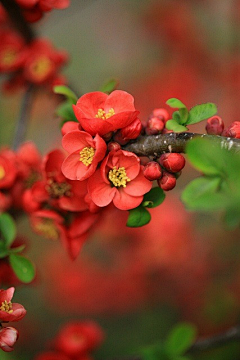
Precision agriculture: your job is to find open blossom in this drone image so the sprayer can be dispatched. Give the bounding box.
[88,150,152,210]
[73,90,139,136]
[0,287,26,322]
[0,327,18,352]
[0,31,27,73]
[62,131,107,181]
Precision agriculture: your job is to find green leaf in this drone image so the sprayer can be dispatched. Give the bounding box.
[186,137,227,176]
[181,177,226,211]
[9,245,26,254]
[166,98,187,109]
[179,108,189,124]
[53,85,78,103]
[186,103,217,125]
[223,207,240,229]
[165,322,197,356]
[0,213,16,247]
[56,102,78,122]
[0,241,9,259]
[142,187,166,208]
[99,78,119,94]
[166,120,188,132]
[9,254,35,283]
[127,207,151,227]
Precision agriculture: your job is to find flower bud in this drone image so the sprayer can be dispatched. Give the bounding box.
[205,116,224,135]
[113,131,129,145]
[0,327,18,352]
[120,118,142,140]
[152,108,169,122]
[222,121,240,138]
[107,142,121,152]
[157,171,176,191]
[102,132,113,142]
[143,161,162,181]
[159,153,185,173]
[145,117,165,135]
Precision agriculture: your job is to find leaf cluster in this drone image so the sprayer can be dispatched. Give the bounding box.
[0,213,35,283]
[166,98,217,132]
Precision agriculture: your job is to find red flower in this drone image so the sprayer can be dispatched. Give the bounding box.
[0,31,27,73]
[62,131,107,181]
[0,287,26,322]
[54,321,104,358]
[0,150,17,189]
[73,90,139,136]
[0,326,18,352]
[88,150,152,210]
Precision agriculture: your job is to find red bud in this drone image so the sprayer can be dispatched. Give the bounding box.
[205,116,224,135]
[159,153,185,173]
[120,118,142,140]
[157,171,176,191]
[222,121,240,138]
[143,161,162,181]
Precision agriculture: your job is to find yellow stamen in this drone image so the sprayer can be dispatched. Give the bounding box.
[1,48,16,67]
[0,166,5,180]
[0,300,13,314]
[29,57,52,80]
[108,166,131,188]
[34,219,59,241]
[46,179,72,198]
[79,147,95,166]
[95,108,115,120]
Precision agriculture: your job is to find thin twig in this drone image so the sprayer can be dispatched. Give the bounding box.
[123,133,240,156]
[12,85,34,150]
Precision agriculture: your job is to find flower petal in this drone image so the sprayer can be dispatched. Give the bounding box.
[88,170,116,207]
[124,171,152,196]
[62,130,93,153]
[113,189,143,210]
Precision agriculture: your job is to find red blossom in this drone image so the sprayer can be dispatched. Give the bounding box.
[0,150,17,189]
[0,287,26,322]
[73,90,139,136]
[0,326,18,352]
[88,150,152,210]
[62,131,107,181]
[54,321,104,358]
[0,31,27,73]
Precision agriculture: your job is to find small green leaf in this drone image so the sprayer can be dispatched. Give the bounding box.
[9,254,35,283]
[9,245,26,254]
[56,102,78,122]
[99,78,119,94]
[0,213,16,247]
[53,85,78,103]
[166,120,188,132]
[186,103,217,125]
[165,322,197,356]
[172,111,181,123]
[181,177,225,211]
[166,98,187,109]
[127,207,151,227]
[143,187,165,208]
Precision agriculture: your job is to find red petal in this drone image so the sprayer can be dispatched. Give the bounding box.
[88,170,116,207]
[113,189,143,210]
[0,288,14,303]
[104,90,136,112]
[75,92,108,118]
[124,171,152,196]
[62,130,93,153]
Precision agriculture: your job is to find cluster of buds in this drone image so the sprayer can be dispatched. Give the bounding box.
[34,321,104,360]
[142,153,185,191]
[0,30,68,91]
[0,0,70,23]
[0,287,26,352]
[206,116,240,139]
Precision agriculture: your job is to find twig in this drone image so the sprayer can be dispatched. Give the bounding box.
[123,133,240,156]
[0,0,35,43]
[12,85,35,150]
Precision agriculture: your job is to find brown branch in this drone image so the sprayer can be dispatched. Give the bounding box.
[0,0,35,43]
[123,133,240,157]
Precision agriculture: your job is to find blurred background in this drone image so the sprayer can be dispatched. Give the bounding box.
[1,0,240,359]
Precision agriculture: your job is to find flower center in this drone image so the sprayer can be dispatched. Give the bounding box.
[46,179,72,198]
[0,300,13,313]
[34,219,59,240]
[0,48,16,67]
[95,108,115,120]
[29,56,52,81]
[108,166,131,188]
[79,147,95,166]
[0,166,5,180]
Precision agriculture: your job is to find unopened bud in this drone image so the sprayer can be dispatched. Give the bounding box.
[159,153,185,173]
[205,116,224,135]
[113,131,129,145]
[107,142,121,152]
[157,171,176,191]
[120,118,142,140]
[102,132,113,142]
[0,327,18,352]
[152,108,169,122]
[143,161,162,181]
[145,117,165,135]
[222,121,240,139]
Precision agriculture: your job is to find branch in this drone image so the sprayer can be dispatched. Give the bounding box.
[123,133,240,156]
[0,0,35,43]
[12,85,35,150]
